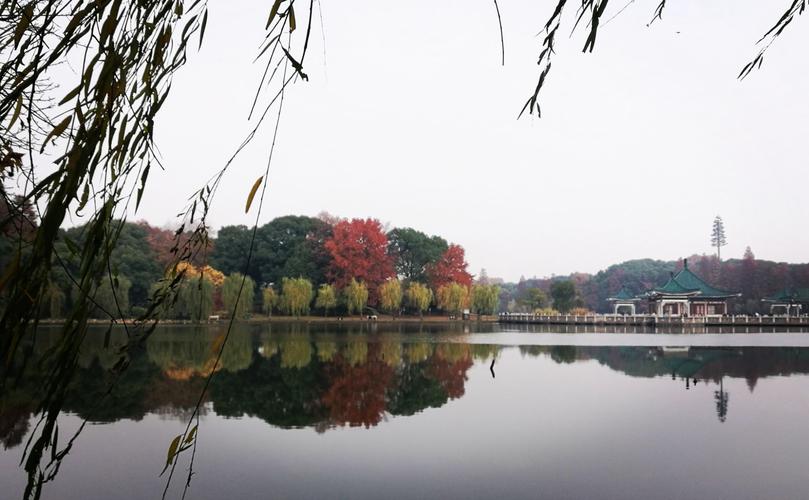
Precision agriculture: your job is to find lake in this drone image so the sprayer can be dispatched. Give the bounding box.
[2,322,809,499]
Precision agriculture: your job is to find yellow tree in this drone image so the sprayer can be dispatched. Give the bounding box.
[222,273,255,320]
[262,286,279,316]
[405,282,432,318]
[436,282,469,318]
[281,277,314,317]
[471,284,501,320]
[315,284,338,317]
[200,265,226,287]
[379,279,403,319]
[343,278,369,317]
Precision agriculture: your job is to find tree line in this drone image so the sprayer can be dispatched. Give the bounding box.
[502,250,809,315]
[30,214,501,320]
[11,210,807,320]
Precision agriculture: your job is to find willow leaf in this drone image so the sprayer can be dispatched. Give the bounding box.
[245,176,263,213]
[160,434,182,476]
[184,425,198,444]
[40,116,72,153]
[14,4,34,47]
[199,9,208,49]
[8,94,23,129]
[267,0,283,29]
[59,84,83,106]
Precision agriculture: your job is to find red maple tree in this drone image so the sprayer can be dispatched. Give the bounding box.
[324,218,394,303]
[426,244,472,289]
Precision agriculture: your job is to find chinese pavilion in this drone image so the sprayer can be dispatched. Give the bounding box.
[607,287,641,315]
[762,288,809,316]
[644,259,740,316]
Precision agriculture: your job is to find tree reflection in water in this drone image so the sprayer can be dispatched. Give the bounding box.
[4,326,809,452]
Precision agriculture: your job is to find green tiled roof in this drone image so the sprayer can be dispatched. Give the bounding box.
[649,261,738,299]
[608,287,640,301]
[763,288,809,303]
[652,274,701,296]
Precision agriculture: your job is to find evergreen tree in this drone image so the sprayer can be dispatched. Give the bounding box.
[711,216,728,260]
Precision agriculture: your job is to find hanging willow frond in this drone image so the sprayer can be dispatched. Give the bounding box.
[523,0,804,117]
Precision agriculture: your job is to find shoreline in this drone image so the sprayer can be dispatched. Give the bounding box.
[36,315,500,326]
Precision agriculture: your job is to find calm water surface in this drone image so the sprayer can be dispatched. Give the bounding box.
[2,322,809,499]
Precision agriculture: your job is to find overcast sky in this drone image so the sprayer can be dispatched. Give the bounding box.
[143,0,809,281]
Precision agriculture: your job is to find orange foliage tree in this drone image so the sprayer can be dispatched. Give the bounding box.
[426,244,473,290]
[324,218,394,304]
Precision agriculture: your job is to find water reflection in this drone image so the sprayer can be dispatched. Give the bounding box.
[3,324,809,449]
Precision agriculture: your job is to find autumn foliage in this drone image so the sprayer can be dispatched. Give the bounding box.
[427,244,473,290]
[324,218,394,304]
[34,217,474,319]
[139,221,210,268]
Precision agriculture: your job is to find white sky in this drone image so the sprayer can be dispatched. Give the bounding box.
[143,0,809,281]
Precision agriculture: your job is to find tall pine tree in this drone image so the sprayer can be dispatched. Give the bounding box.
[711,216,728,260]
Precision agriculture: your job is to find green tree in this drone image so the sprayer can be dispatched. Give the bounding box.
[262,286,279,316]
[405,282,432,318]
[45,282,65,319]
[343,279,369,316]
[210,226,258,282]
[211,217,333,287]
[314,284,337,317]
[257,216,332,286]
[59,222,162,309]
[436,283,469,317]
[379,279,403,318]
[281,277,314,317]
[387,228,448,281]
[222,273,256,320]
[471,284,500,319]
[176,277,215,321]
[550,280,577,313]
[520,287,547,311]
[711,215,728,261]
[91,275,132,319]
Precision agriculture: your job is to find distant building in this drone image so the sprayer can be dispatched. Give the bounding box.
[607,287,641,315]
[644,259,740,316]
[762,288,809,316]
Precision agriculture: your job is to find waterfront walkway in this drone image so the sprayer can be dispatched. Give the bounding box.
[498,313,809,328]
